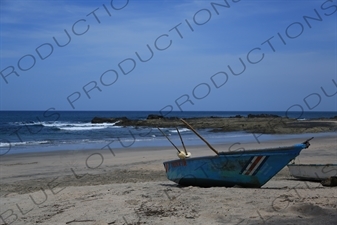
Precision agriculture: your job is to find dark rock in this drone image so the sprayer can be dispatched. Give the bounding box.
[89,115,336,134]
[229,115,243,118]
[247,114,280,118]
[147,114,164,120]
[166,117,179,120]
[321,176,337,187]
[92,117,115,123]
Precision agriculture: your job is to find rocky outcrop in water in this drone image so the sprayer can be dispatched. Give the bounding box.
[91,114,337,134]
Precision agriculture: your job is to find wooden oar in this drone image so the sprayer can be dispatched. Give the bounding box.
[180,119,219,155]
[157,127,181,153]
[176,128,188,155]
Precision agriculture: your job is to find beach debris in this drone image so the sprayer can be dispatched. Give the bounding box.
[321,176,337,187]
[66,219,96,224]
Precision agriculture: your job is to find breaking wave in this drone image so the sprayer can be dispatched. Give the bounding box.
[14,121,121,131]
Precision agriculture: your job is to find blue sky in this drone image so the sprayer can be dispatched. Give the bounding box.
[0,0,336,112]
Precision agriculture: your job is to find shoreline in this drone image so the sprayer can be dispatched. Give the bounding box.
[2,130,336,156]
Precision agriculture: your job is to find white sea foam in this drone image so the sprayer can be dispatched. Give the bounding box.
[18,121,121,131]
[169,128,191,133]
[13,121,43,126]
[60,125,120,131]
[0,140,51,148]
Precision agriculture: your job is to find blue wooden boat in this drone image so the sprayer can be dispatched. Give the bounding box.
[161,119,313,188]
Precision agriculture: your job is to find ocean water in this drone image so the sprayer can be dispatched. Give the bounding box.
[0,110,336,155]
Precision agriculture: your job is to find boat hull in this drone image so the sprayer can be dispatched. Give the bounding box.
[164,144,307,188]
[287,164,337,181]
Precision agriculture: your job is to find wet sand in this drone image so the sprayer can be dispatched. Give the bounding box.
[0,134,336,224]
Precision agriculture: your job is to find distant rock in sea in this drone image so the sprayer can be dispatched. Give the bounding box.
[247,114,280,118]
[147,114,164,120]
[91,117,129,123]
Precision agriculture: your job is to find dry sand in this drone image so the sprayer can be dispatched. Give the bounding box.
[0,134,336,225]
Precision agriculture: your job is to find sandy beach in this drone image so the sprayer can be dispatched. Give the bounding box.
[0,134,336,225]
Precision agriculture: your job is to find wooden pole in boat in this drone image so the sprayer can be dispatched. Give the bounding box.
[157,127,181,153]
[180,119,219,155]
[176,128,188,155]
